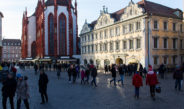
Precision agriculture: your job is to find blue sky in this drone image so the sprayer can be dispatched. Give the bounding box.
[0,0,183,39]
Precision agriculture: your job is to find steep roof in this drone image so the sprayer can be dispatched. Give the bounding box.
[139,0,182,19]
[45,0,69,6]
[87,0,182,30]
[2,39,21,46]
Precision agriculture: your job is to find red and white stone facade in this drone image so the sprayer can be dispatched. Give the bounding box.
[21,0,79,59]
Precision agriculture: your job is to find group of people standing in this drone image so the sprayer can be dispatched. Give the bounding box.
[1,67,49,109]
[68,64,98,87]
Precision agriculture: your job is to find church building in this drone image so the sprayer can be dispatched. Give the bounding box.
[21,0,79,61]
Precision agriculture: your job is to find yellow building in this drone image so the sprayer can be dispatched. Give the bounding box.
[80,0,184,69]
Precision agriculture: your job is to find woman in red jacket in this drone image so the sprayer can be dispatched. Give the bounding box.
[146,65,159,100]
[132,72,143,99]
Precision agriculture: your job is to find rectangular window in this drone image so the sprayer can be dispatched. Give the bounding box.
[95,33,98,39]
[100,31,103,39]
[163,56,168,64]
[104,30,108,38]
[129,24,133,32]
[110,42,113,51]
[110,29,114,37]
[180,24,183,32]
[136,39,141,49]
[163,22,168,30]
[91,45,94,53]
[136,22,141,30]
[88,35,90,41]
[88,45,90,53]
[95,45,98,52]
[104,43,107,51]
[91,34,94,40]
[173,23,176,31]
[173,38,177,49]
[116,41,120,50]
[153,56,158,65]
[129,40,133,49]
[163,38,168,49]
[123,41,127,50]
[115,27,120,36]
[173,56,177,65]
[122,25,126,34]
[100,44,103,51]
[180,40,183,49]
[154,20,158,29]
[153,37,158,49]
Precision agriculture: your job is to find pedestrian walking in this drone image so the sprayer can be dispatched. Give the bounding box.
[72,65,77,83]
[2,73,17,109]
[39,71,49,104]
[57,64,61,80]
[34,64,38,75]
[84,68,90,84]
[118,65,125,85]
[132,72,143,99]
[81,69,85,84]
[173,65,183,91]
[146,65,159,101]
[68,65,73,83]
[110,65,117,86]
[16,74,30,109]
[91,67,98,87]
[104,65,108,74]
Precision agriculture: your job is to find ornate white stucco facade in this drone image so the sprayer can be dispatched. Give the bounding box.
[80,0,184,69]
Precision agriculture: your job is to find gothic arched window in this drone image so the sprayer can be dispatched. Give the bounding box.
[48,13,55,56]
[59,13,67,55]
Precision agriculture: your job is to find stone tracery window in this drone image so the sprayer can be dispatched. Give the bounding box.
[48,13,55,55]
[59,13,67,56]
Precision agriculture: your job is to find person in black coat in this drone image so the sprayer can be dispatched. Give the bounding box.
[68,65,73,82]
[173,66,183,91]
[118,65,125,85]
[2,73,17,109]
[39,71,49,104]
[110,65,117,86]
[91,67,97,87]
[84,68,90,84]
[72,65,77,83]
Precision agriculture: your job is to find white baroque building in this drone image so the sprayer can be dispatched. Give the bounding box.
[80,0,184,69]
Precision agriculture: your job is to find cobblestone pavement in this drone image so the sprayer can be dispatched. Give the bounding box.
[0,68,184,109]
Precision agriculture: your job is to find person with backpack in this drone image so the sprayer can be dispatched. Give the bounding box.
[91,67,98,87]
[173,65,183,91]
[39,71,49,104]
[132,72,143,99]
[16,74,30,109]
[146,65,159,100]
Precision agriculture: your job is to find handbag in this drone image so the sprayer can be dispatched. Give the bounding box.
[156,86,161,93]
